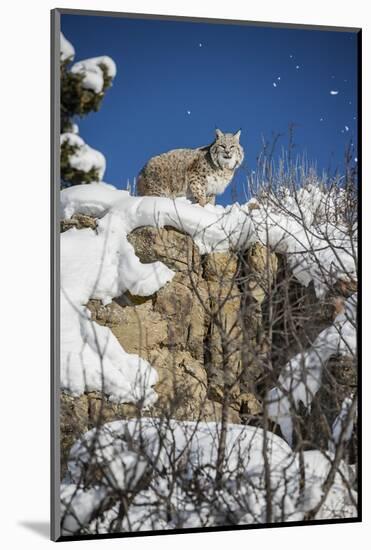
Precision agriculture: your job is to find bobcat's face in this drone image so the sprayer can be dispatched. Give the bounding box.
[210,129,244,170]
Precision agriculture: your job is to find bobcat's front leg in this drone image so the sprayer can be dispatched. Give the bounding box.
[189,178,207,206]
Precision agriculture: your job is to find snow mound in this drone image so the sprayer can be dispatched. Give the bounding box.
[60,418,357,534]
[60,32,75,62]
[61,133,106,181]
[61,418,300,533]
[71,56,117,93]
[61,182,121,219]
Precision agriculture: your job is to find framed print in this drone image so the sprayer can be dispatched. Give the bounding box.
[51,8,361,541]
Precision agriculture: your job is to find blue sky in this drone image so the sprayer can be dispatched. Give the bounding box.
[61,14,359,204]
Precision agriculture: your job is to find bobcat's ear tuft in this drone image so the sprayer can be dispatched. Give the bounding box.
[234,129,241,140]
[215,128,223,139]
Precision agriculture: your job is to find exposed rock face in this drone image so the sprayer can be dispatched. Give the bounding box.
[86,227,260,423]
[60,213,97,232]
[239,243,279,397]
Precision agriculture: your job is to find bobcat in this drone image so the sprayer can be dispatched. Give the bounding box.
[137,129,244,206]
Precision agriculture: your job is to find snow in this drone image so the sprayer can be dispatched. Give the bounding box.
[61,196,175,403]
[61,418,300,534]
[62,183,356,294]
[273,82,277,87]
[61,485,107,534]
[60,418,357,534]
[330,90,339,95]
[61,133,106,181]
[267,294,357,444]
[61,183,256,255]
[61,182,121,219]
[71,56,117,93]
[60,32,75,62]
[329,396,356,453]
[301,450,357,519]
[255,184,357,298]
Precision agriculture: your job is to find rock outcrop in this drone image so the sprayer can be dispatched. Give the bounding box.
[60,225,274,473]
[60,220,357,475]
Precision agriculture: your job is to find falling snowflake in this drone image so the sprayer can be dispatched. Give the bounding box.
[289,54,293,58]
[273,82,277,87]
[277,76,281,80]
[354,157,358,163]
[345,126,349,132]
[296,65,300,69]
[187,110,191,115]
[199,43,203,47]
[320,117,324,122]
[330,90,339,95]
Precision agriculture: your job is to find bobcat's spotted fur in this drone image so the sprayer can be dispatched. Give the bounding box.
[137,129,244,206]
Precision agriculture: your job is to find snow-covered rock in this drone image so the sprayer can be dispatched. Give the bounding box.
[60,182,357,410]
[61,182,357,295]
[61,204,175,405]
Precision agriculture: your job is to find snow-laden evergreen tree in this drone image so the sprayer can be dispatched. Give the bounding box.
[60,33,117,188]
